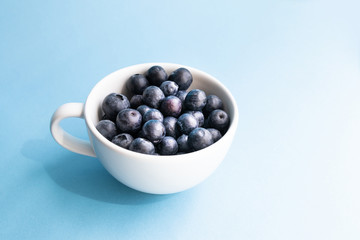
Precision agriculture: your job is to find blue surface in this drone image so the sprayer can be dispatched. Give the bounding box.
[1,0,360,239]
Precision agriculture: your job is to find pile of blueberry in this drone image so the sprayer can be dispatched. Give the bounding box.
[96,66,230,155]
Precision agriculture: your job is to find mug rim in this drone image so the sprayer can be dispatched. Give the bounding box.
[84,62,239,160]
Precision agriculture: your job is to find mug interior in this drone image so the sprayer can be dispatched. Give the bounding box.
[84,63,238,157]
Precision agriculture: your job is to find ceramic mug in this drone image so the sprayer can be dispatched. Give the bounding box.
[50,63,238,194]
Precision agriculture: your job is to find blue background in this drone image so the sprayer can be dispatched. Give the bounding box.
[1,0,359,239]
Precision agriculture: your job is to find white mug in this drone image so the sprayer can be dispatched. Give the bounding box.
[50,63,238,194]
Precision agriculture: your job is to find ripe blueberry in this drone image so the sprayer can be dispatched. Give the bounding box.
[127,74,149,94]
[207,128,222,142]
[203,95,224,116]
[185,110,204,127]
[188,127,214,151]
[96,120,118,140]
[146,66,168,86]
[157,136,178,155]
[184,89,206,111]
[102,93,130,121]
[142,120,166,144]
[137,105,152,116]
[168,68,193,90]
[207,109,230,132]
[143,108,164,123]
[160,96,182,117]
[116,109,142,134]
[129,138,155,154]
[176,113,198,134]
[163,116,179,138]
[130,94,143,109]
[160,81,179,96]
[142,86,165,108]
[177,134,191,153]
[111,133,134,149]
[176,90,187,103]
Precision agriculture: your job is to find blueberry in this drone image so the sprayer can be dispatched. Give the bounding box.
[111,133,134,149]
[188,127,214,151]
[116,109,142,134]
[137,105,152,116]
[203,95,224,116]
[176,113,198,134]
[177,134,191,153]
[102,93,130,121]
[127,74,149,94]
[160,81,179,96]
[184,89,206,111]
[185,110,204,127]
[157,136,178,155]
[168,68,193,90]
[207,109,230,132]
[96,120,118,140]
[176,90,187,103]
[159,96,182,117]
[130,94,143,109]
[142,86,165,108]
[142,120,166,144]
[129,138,155,154]
[163,116,179,138]
[146,66,168,86]
[207,128,222,142]
[143,108,164,123]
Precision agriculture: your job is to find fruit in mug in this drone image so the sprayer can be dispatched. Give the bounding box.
[176,90,187,103]
[116,109,142,134]
[96,65,231,155]
[102,93,130,121]
[112,133,134,149]
[127,74,149,94]
[142,86,165,108]
[188,127,214,151]
[185,110,204,127]
[163,116,179,138]
[157,136,178,155]
[168,68,193,90]
[160,81,179,96]
[96,120,118,140]
[130,95,143,109]
[137,105,152,116]
[143,108,164,123]
[207,109,230,132]
[177,134,191,153]
[207,128,222,142]
[176,113,198,134]
[129,138,155,154]
[142,120,166,144]
[184,89,207,111]
[203,95,224,116]
[146,66,168,86]
[159,96,182,117]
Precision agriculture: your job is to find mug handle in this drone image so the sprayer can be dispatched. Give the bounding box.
[50,102,96,157]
